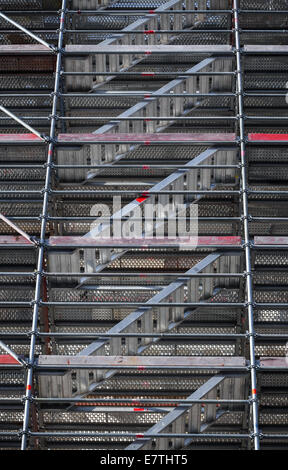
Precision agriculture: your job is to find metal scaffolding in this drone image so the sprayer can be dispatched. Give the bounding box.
[0,0,288,451]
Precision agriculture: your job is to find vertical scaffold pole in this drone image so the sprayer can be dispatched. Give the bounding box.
[233,0,260,450]
[20,0,67,451]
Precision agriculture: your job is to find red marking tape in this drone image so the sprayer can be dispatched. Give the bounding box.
[248,133,288,142]
[0,355,19,365]
[141,73,154,77]
[136,191,149,203]
[26,385,32,391]
[145,51,152,55]
[142,165,150,169]
[144,94,151,99]
[146,30,155,34]
[136,196,148,203]
[149,10,155,14]
[134,408,145,411]
[252,388,257,395]
[137,366,146,370]
[144,140,151,146]
[136,434,144,438]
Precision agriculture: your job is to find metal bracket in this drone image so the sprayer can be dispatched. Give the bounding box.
[242,241,253,249]
[49,114,59,121]
[50,91,61,98]
[33,271,45,279]
[43,163,55,169]
[55,47,65,55]
[245,301,256,309]
[246,363,260,371]
[18,429,30,438]
[250,432,264,440]
[241,215,253,222]
[238,162,247,169]
[42,134,52,143]
[240,187,250,195]
[21,395,34,404]
[238,136,248,144]
[41,188,52,195]
[242,271,253,278]
[30,299,42,307]
[245,331,258,339]
[248,396,259,405]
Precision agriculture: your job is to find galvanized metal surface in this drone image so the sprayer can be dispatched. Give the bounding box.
[0,0,288,451]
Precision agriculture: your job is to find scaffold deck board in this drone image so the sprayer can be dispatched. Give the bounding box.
[57,133,236,144]
[65,44,233,54]
[1,44,287,55]
[48,236,242,248]
[37,355,247,369]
